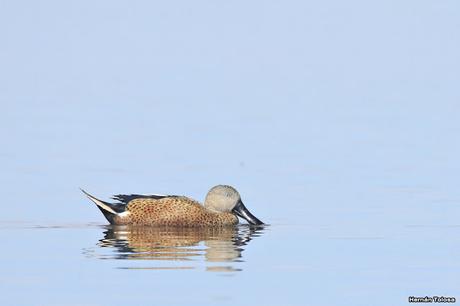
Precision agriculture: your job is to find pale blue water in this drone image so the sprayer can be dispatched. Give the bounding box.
[1,1,460,305]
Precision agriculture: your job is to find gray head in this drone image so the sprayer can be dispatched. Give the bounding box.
[204,185,264,225]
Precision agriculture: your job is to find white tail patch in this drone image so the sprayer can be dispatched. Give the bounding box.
[81,189,118,215]
[118,211,131,218]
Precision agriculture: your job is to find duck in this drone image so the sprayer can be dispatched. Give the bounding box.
[81,185,264,226]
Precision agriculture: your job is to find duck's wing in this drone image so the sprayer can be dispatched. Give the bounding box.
[111,194,178,205]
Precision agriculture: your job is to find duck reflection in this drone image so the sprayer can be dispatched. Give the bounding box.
[95,225,265,272]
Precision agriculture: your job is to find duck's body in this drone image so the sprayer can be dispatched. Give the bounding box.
[82,185,263,227]
[114,196,238,226]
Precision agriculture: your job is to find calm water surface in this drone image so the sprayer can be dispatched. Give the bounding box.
[1,218,459,306]
[1,1,460,305]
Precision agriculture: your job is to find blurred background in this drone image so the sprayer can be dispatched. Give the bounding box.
[0,1,459,305]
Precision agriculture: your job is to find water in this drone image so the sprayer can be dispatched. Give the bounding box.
[1,1,460,305]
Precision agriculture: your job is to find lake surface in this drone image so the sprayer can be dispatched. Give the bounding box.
[1,1,459,305]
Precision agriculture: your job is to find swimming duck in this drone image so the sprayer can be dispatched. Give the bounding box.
[81,185,263,226]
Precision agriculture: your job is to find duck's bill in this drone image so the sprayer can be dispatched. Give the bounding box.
[232,200,264,225]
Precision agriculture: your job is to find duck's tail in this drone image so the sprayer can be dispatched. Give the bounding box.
[80,188,119,224]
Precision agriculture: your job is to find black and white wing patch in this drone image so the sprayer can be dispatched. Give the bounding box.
[111,194,177,205]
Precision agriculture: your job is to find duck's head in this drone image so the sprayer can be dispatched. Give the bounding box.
[204,185,264,225]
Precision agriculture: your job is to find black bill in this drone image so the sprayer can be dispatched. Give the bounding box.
[232,200,264,225]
